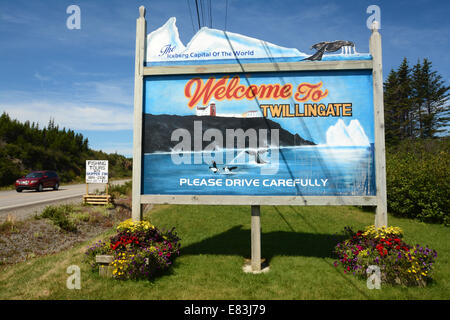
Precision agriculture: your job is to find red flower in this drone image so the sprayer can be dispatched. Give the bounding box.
[111,242,121,250]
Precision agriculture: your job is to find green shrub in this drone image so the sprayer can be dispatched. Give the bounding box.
[109,180,132,198]
[386,138,449,225]
[40,205,77,232]
[68,211,90,224]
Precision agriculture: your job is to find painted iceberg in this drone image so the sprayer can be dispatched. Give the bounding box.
[326,119,370,146]
[145,18,371,65]
[146,17,306,65]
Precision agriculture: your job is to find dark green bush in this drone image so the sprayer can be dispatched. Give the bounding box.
[386,138,449,225]
[109,180,132,198]
[40,205,77,232]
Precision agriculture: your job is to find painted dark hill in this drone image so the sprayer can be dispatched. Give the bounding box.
[143,114,315,153]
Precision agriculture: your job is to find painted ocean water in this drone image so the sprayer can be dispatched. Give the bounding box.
[142,145,375,196]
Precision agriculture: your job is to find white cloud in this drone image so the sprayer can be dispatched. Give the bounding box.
[34,72,51,81]
[73,81,133,106]
[0,75,135,131]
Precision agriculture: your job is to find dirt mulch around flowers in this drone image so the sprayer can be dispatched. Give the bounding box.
[0,198,132,265]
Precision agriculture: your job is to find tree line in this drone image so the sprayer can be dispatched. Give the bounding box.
[0,113,131,186]
[383,57,449,225]
[384,58,449,145]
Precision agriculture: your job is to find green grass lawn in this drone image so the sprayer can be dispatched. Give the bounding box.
[0,204,448,299]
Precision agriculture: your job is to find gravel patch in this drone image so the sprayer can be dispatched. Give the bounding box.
[0,198,132,265]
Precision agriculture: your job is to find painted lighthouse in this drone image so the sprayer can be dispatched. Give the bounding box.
[196,101,216,116]
[195,100,262,118]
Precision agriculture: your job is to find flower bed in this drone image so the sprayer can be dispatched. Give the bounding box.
[85,219,180,280]
[334,225,437,287]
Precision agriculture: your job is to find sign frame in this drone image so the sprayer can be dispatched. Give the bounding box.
[131,7,387,230]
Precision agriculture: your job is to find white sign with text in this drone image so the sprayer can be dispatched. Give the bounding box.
[86,160,108,184]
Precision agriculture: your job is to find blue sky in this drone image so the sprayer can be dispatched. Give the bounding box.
[0,0,448,157]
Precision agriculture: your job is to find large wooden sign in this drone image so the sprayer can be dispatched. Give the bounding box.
[131,7,387,270]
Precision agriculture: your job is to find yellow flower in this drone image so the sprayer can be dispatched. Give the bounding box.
[358,249,369,257]
[117,219,155,233]
[362,225,403,238]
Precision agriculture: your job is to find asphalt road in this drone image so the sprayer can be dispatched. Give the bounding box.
[0,179,130,221]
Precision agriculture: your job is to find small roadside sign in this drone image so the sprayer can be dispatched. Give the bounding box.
[86,160,108,184]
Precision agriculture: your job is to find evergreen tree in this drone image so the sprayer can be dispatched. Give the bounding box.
[384,69,401,144]
[411,60,425,137]
[384,58,414,144]
[396,58,414,139]
[415,59,449,137]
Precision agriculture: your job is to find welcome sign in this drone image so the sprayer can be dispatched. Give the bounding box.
[142,70,375,197]
[132,6,387,273]
[132,7,386,219]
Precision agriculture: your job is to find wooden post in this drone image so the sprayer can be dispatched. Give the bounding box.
[370,22,388,228]
[251,205,261,272]
[132,6,147,221]
[96,255,113,278]
[86,183,89,196]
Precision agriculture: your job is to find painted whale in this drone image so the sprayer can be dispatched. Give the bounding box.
[304,40,355,61]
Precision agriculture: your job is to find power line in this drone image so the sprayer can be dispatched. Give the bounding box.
[224,0,228,30]
[186,0,196,33]
[199,0,204,27]
[206,0,209,28]
[194,0,201,30]
[209,0,212,28]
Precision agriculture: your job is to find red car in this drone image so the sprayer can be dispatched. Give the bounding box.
[15,171,60,192]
